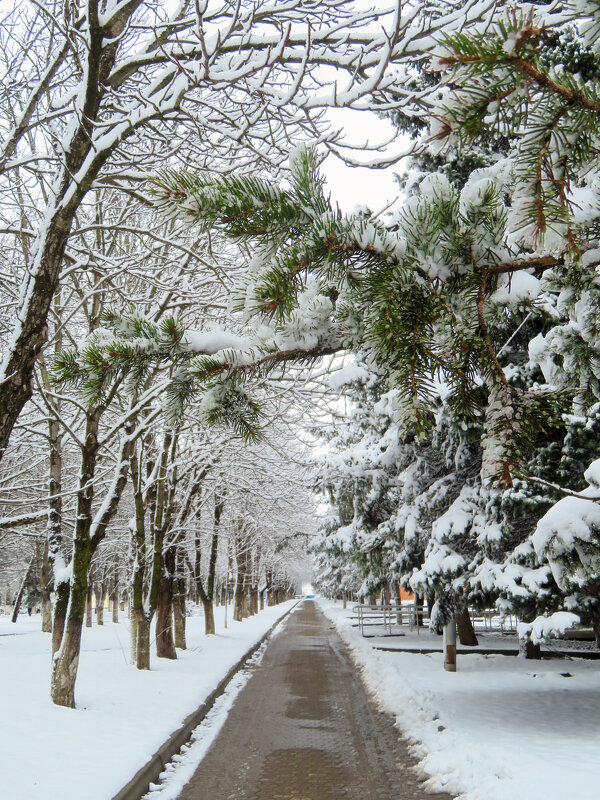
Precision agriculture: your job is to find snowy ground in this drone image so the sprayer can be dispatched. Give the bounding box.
[319,599,600,800]
[356,627,598,655]
[0,601,296,800]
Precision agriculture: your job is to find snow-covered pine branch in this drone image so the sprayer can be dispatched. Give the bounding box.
[0,0,534,462]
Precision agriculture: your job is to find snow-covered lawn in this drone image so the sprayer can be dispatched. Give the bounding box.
[0,601,296,800]
[320,599,600,800]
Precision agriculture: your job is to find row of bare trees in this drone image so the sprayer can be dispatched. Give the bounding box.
[0,175,318,706]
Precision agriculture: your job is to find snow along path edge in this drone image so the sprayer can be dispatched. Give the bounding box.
[111,601,301,800]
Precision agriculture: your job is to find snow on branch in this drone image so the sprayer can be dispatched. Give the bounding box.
[518,611,580,645]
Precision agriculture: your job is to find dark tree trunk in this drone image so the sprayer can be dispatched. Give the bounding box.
[173,578,187,649]
[520,637,541,659]
[0,25,130,462]
[52,581,69,656]
[203,597,215,635]
[156,573,176,659]
[85,584,93,627]
[392,583,401,624]
[111,582,119,623]
[135,611,151,670]
[592,620,600,650]
[11,556,35,622]
[51,409,132,706]
[250,586,258,616]
[588,598,600,649]
[520,607,542,659]
[43,334,63,636]
[243,588,251,618]
[427,593,435,619]
[415,594,424,626]
[130,446,150,668]
[456,609,479,646]
[0,215,71,459]
[36,538,53,633]
[234,577,244,622]
[51,471,95,708]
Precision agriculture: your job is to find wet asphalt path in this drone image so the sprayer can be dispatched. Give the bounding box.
[177,600,452,800]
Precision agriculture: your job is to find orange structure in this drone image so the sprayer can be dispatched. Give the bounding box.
[399,585,414,602]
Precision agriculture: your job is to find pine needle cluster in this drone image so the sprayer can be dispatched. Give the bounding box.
[432,5,600,248]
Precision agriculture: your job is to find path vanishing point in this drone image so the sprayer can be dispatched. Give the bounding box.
[176,600,453,800]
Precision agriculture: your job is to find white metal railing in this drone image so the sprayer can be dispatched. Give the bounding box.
[352,603,518,638]
[470,609,517,633]
[353,602,428,636]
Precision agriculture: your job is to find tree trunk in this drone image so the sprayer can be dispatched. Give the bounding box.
[51,616,84,707]
[85,585,93,627]
[130,446,151,669]
[415,593,424,626]
[173,579,187,649]
[592,620,600,650]
[456,608,479,646]
[41,593,53,632]
[234,578,244,622]
[381,583,388,605]
[427,593,435,620]
[519,637,541,659]
[36,538,53,633]
[135,612,151,670]
[520,608,541,659]
[588,601,600,649]
[203,597,215,635]
[250,586,258,615]
[0,25,134,462]
[130,609,138,663]
[112,583,119,623]
[51,529,91,707]
[52,581,69,656]
[0,217,68,459]
[51,407,132,706]
[96,585,105,625]
[259,588,265,611]
[392,583,402,624]
[40,324,63,636]
[11,556,35,623]
[264,569,273,608]
[156,574,176,659]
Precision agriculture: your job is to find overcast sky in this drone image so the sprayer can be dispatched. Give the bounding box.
[320,108,409,216]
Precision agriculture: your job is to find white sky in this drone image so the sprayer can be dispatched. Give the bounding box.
[320,108,410,216]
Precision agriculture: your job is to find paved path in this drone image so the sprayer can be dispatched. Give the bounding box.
[177,601,452,800]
